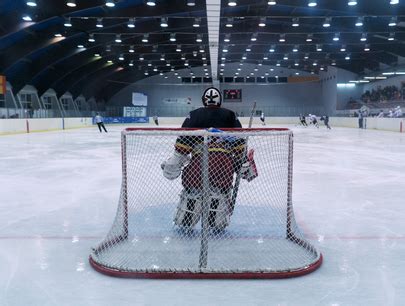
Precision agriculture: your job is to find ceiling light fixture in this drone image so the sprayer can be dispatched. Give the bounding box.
[22,15,33,21]
[228,0,237,6]
[160,17,168,27]
[348,1,357,6]
[170,33,176,42]
[66,0,76,7]
[193,18,200,27]
[64,17,72,27]
[308,0,317,7]
[115,34,122,43]
[292,18,300,27]
[105,0,115,7]
[96,18,103,28]
[355,16,364,27]
[26,1,37,7]
[259,17,266,27]
[323,17,331,28]
[187,0,196,6]
[88,34,95,42]
[146,0,156,6]
[226,18,233,27]
[127,18,135,28]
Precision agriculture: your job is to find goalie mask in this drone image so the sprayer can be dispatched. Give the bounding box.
[202,87,222,107]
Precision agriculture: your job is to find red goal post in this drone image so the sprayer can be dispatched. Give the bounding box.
[89,127,322,279]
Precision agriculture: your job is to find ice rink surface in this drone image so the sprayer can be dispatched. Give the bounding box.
[0,123,404,306]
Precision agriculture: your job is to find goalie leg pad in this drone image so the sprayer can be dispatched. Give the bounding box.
[207,190,231,230]
[174,190,202,228]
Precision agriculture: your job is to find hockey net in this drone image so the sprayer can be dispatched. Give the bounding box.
[89,128,322,279]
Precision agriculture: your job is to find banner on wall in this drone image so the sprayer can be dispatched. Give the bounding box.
[93,117,149,124]
[0,75,6,95]
[123,106,147,117]
[132,92,148,106]
[162,97,192,105]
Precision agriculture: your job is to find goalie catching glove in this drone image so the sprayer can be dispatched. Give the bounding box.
[239,149,258,182]
[161,151,190,180]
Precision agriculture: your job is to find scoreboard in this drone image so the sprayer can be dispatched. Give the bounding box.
[223,89,242,102]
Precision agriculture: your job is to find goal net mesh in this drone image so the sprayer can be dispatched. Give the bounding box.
[89,128,322,278]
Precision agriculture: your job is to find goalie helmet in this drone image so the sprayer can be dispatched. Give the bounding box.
[202,87,222,107]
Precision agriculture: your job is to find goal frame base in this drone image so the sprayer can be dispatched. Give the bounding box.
[89,254,323,279]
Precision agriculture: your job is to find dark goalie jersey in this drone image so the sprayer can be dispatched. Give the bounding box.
[175,106,244,190]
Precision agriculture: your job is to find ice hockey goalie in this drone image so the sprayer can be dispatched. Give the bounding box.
[161,87,258,231]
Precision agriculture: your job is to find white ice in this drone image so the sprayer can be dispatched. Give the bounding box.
[0,124,404,306]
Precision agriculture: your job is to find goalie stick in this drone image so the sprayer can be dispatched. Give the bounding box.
[230,101,257,213]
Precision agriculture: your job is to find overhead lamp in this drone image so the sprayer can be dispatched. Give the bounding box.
[242,55,247,60]
[193,18,200,27]
[160,17,168,28]
[118,54,124,61]
[312,61,318,66]
[292,18,300,27]
[127,18,135,28]
[364,44,370,51]
[64,17,72,27]
[323,18,331,28]
[269,45,275,52]
[129,45,135,53]
[181,54,186,60]
[88,34,95,42]
[268,1,277,5]
[360,33,367,41]
[170,33,176,42]
[294,61,299,66]
[251,34,258,42]
[224,34,231,42]
[106,0,115,7]
[142,34,149,43]
[77,44,85,49]
[147,61,152,67]
[333,33,340,41]
[166,61,171,66]
[390,0,399,4]
[259,17,266,27]
[331,60,336,66]
[160,54,165,61]
[345,53,351,60]
[246,46,252,52]
[66,0,76,7]
[96,18,103,28]
[107,60,113,64]
[279,34,286,42]
[308,0,317,7]
[228,0,237,6]
[129,61,134,67]
[340,45,346,52]
[184,61,189,66]
[176,45,182,52]
[293,45,299,52]
[316,44,323,51]
[106,45,111,52]
[94,53,101,57]
[355,16,364,27]
[26,1,37,7]
[199,46,205,53]
[388,33,395,41]
[348,1,357,6]
[196,34,203,42]
[187,0,196,6]
[226,18,233,27]
[283,54,289,60]
[306,34,313,42]
[388,17,397,27]
[115,34,122,43]
[276,61,281,66]
[304,53,309,59]
[22,15,33,21]
[145,71,149,76]
[263,54,269,60]
[222,46,228,52]
[54,33,63,37]
[146,0,156,6]
[139,55,144,61]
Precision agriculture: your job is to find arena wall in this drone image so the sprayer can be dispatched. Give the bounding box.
[0,117,403,135]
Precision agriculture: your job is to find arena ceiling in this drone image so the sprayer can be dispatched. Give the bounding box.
[0,0,404,100]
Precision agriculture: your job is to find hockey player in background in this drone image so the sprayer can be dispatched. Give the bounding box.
[161,87,257,231]
[308,114,319,128]
[260,112,266,125]
[153,114,159,126]
[94,113,108,133]
[320,115,331,130]
[377,110,384,118]
[299,114,308,126]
